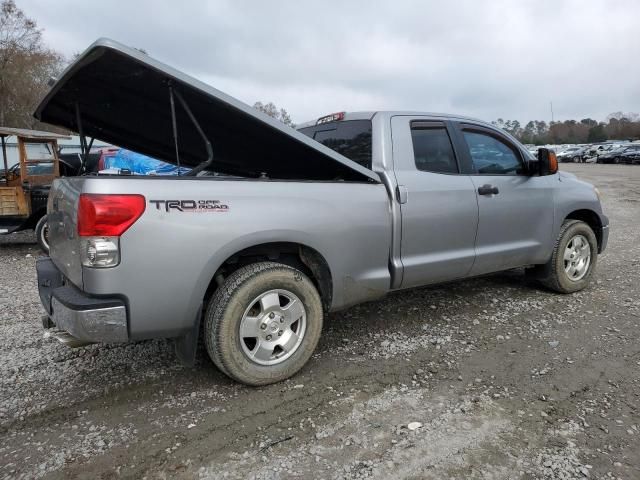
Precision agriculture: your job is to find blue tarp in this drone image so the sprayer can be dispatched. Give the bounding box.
[103,149,191,175]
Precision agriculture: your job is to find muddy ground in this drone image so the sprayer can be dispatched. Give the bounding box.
[1,163,639,479]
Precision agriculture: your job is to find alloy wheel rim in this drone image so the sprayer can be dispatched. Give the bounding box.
[563,234,591,281]
[239,289,306,366]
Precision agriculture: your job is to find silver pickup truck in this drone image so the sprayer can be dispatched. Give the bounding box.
[35,39,608,385]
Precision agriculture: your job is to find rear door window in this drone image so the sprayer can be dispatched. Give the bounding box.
[298,120,372,169]
[410,126,458,174]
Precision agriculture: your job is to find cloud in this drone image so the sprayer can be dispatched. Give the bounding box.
[21,0,640,123]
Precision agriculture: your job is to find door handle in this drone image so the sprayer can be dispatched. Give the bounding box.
[478,184,499,195]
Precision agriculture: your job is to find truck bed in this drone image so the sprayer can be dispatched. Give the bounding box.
[47,175,392,340]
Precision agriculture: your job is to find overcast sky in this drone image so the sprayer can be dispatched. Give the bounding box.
[19,0,640,124]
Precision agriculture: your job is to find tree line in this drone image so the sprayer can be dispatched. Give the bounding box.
[493,112,640,145]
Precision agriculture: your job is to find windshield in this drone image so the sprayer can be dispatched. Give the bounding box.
[2,140,56,171]
[23,142,56,175]
[298,120,372,169]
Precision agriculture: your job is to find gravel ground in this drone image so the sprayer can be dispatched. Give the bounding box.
[1,163,639,479]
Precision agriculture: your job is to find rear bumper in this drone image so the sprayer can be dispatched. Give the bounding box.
[36,257,128,343]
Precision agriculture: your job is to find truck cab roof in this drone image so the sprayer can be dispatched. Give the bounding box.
[297,111,496,129]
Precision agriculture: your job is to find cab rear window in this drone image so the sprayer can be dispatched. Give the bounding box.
[299,120,372,169]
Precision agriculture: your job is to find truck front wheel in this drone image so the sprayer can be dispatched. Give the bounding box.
[204,262,323,386]
[536,219,598,293]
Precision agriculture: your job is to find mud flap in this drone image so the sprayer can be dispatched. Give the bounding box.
[174,304,202,367]
[36,257,64,315]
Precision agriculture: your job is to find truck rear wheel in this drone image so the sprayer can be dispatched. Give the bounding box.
[35,215,49,254]
[536,219,597,293]
[204,262,323,386]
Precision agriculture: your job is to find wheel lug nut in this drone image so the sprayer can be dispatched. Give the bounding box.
[279,318,284,323]
[266,334,272,341]
[260,324,267,330]
[269,312,275,319]
[278,330,283,336]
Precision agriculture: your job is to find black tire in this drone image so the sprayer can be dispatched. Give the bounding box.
[614,156,620,164]
[204,262,323,386]
[536,220,597,293]
[35,215,49,254]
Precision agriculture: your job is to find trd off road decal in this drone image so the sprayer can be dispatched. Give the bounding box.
[149,199,229,212]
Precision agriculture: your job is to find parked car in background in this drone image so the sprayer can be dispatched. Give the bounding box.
[557,146,588,163]
[588,143,613,158]
[617,144,640,164]
[597,144,640,164]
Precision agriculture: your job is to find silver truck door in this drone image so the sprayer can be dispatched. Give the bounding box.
[391,116,479,288]
[452,123,555,275]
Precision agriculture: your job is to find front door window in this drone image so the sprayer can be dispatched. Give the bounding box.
[462,131,524,175]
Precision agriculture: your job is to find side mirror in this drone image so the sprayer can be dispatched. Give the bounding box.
[537,148,558,176]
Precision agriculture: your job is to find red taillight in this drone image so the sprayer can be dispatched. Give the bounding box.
[78,194,145,237]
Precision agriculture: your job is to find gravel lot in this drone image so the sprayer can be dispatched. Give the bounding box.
[1,163,639,479]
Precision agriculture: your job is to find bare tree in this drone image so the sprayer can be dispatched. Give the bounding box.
[0,0,63,128]
[253,101,295,127]
[606,111,639,123]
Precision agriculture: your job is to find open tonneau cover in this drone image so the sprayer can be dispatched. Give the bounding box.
[34,38,378,182]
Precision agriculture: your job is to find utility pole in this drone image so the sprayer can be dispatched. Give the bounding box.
[550,101,554,123]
